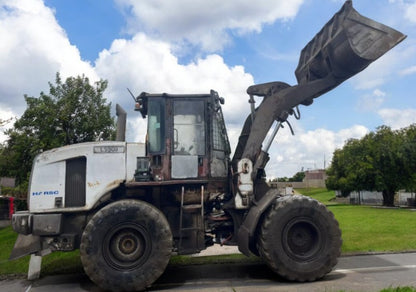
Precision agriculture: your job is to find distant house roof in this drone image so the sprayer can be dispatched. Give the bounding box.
[0,177,16,188]
[304,169,326,181]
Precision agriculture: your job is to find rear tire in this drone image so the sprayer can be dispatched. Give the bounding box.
[258,195,341,282]
[80,200,172,291]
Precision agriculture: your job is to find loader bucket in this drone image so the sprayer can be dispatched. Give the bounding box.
[295,0,406,85]
[233,0,406,174]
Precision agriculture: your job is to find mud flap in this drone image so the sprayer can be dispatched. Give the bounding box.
[9,234,41,260]
[237,189,280,256]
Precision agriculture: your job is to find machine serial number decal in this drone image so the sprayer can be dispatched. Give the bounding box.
[93,145,125,154]
[32,190,59,196]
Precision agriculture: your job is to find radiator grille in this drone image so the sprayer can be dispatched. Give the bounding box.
[65,157,86,207]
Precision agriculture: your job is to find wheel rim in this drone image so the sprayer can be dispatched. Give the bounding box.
[103,223,151,271]
[282,217,322,261]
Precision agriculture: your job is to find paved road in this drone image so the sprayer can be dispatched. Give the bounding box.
[2,252,416,292]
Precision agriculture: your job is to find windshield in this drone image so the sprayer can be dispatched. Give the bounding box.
[173,100,205,156]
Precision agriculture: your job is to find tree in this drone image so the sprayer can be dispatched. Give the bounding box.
[0,118,12,127]
[289,171,305,182]
[366,126,405,206]
[326,125,414,206]
[326,137,374,197]
[400,124,416,192]
[276,171,305,183]
[0,73,115,186]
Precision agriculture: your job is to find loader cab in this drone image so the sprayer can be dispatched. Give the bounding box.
[135,90,230,182]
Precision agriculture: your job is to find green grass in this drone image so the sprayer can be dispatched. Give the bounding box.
[296,187,337,205]
[331,205,416,253]
[0,226,253,277]
[1,188,416,278]
[0,226,83,278]
[0,226,31,276]
[338,286,416,292]
[338,288,416,292]
[297,188,416,253]
[380,287,416,292]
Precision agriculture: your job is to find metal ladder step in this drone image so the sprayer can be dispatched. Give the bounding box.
[182,204,202,212]
[178,185,204,252]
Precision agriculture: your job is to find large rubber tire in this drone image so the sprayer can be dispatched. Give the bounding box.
[258,195,342,282]
[80,200,172,291]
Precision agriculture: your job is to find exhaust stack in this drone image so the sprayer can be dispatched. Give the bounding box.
[116,104,127,142]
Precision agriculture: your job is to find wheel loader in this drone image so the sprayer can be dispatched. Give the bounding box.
[9,1,405,291]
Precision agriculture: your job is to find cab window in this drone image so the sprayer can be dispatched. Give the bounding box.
[147,99,165,154]
[173,100,205,155]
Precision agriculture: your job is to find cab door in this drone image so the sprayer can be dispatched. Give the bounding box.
[171,99,206,179]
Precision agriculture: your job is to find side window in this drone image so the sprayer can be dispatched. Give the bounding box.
[212,108,231,153]
[147,99,165,153]
[173,100,205,155]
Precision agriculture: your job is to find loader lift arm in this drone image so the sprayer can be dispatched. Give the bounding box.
[234,0,406,255]
[232,0,406,191]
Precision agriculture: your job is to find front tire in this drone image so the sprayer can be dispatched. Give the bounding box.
[258,195,342,282]
[80,200,172,291]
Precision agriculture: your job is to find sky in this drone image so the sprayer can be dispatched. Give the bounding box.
[0,0,415,178]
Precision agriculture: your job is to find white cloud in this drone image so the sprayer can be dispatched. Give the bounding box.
[0,0,411,180]
[0,108,15,143]
[350,48,404,90]
[378,108,416,129]
[265,124,369,178]
[400,65,416,76]
[94,33,254,142]
[404,2,416,23]
[94,31,376,179]
[0,0,257,145]
[92,29,376,178]
[115,0,304,51]
[0,0,97,115]
[357,89,386,111]
[387,0,416,24]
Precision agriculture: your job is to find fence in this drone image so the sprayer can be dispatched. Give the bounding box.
[340,190,416,207]
[398,192,416,207]
[0,196,14,220]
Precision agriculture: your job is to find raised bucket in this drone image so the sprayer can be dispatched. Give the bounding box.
[295,0,406,85]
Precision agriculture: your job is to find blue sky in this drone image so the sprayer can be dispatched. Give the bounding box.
[1,0,415,178]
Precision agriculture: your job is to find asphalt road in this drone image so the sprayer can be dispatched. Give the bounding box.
[2,252,416,292]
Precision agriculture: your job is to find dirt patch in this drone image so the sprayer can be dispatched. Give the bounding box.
[192,244,240,257]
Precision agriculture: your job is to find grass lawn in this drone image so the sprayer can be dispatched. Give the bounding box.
[298,188,416,253]
[0,226,29,276]
[331,205,416,253]
[381,288,416,292]
[296,187,338,205]
[1,188,416,278]
[0,226,83,277]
